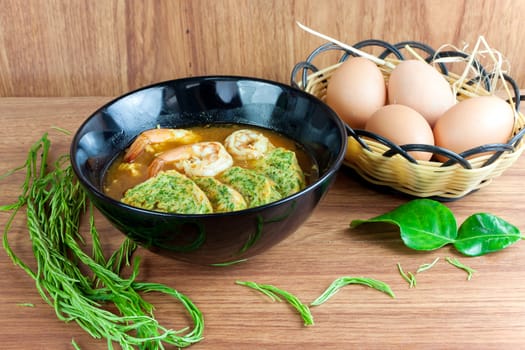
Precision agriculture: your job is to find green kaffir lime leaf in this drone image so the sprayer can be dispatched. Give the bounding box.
[454,213,522,256]
[351,199,457,251]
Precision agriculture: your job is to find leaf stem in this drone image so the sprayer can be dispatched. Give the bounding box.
[209,258,248,267]
[310,276,395,306]
[17,303,35,307]
[236,280,314,326]
[416,257,440,273]
[397,263,417,288]
[446,257,476,280]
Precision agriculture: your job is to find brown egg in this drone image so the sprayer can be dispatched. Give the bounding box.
[365,104,435,161]
[388,60,456,126]
[433,95,515,160]
[326,56,386,129]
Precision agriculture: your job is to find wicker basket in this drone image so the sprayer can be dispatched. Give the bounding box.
[291,40,525,200]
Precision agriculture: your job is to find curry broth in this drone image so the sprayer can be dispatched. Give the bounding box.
[104,124,317,201]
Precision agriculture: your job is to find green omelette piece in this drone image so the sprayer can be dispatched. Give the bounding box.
[122,170,213,214]
[218,166,282,208]
[255,147,306,197]
[192,176,248,212]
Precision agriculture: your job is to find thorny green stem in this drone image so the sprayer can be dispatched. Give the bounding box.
[1,133,204,349]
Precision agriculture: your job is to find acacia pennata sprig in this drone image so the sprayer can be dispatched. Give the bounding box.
[1,133,204,349]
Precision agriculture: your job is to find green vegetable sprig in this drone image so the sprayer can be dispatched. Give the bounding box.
[416,257,440,273]
[397,257,476,288]
[446,257,476,280]
[351,199,522,256]
[236,280,314,326]
[1,133,204,349]
[397,263,417,288]
[237,276,395,326]
[310,276,395,306]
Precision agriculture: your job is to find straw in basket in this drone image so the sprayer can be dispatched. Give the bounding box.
[291,38,525,200]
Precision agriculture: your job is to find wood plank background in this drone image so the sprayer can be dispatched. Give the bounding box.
[0,0,524,97]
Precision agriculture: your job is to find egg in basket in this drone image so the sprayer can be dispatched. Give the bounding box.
[291,26,525,200]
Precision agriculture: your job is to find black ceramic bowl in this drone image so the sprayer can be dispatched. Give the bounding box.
[70,76,347,265]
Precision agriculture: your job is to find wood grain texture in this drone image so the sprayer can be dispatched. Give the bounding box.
[1,97,525,349]
[0,0,524,97]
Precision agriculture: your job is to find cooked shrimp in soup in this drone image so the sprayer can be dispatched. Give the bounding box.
[123,128,200,162]
[224,129,274,160]
[148,141,233,178]
[104,124,317,214]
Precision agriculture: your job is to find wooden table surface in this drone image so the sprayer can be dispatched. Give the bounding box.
[1,97,525,349]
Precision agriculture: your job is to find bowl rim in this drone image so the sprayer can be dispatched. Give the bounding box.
[70,75,348,218]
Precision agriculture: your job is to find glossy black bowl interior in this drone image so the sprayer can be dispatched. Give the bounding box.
[71,76,347,265]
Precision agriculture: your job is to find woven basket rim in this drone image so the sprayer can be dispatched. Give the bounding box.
[291,39,525,199]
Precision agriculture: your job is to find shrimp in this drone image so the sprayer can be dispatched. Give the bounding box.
[148,141,233,178]
[123,128,200,162]
[224,129,274,161]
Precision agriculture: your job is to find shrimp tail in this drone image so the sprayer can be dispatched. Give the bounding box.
[123,128,200,163]
[148,158,165,178]
[123,135,148,162]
